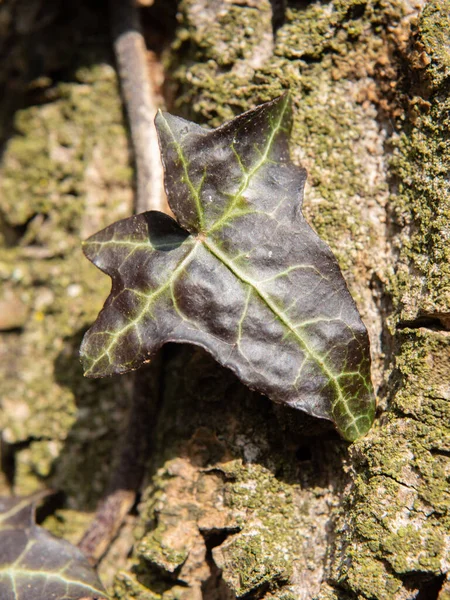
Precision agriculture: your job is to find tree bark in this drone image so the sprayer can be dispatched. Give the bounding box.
[0,1,448,599]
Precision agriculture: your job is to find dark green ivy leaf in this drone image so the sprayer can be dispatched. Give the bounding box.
[0,495,108,600]
[80,95,375,441]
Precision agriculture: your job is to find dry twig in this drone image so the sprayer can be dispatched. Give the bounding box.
[78,0,166,565]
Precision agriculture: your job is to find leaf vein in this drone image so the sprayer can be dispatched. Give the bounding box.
[202,238,361,430]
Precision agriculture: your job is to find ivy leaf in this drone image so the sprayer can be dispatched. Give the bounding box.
[0,495,108,600]
[80,94,375,441]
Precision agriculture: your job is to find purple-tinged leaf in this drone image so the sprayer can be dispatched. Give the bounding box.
[80,95,375,441]
[0,495,108,600]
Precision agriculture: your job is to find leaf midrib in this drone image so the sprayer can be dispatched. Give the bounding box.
[201,237,361,431]
[158,112,205,230]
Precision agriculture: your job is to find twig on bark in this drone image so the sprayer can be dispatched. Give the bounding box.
[78,0,167,565]
[110,0,166,214]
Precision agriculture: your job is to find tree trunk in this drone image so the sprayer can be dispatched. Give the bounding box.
[0,1,448,599]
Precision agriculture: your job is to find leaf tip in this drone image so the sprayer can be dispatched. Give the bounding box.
[338,398,377,442]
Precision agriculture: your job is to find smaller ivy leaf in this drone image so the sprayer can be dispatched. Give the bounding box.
[80,94,376,441]
[0,495,108,600]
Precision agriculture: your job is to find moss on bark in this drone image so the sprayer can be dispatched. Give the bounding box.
[1,1,449,599]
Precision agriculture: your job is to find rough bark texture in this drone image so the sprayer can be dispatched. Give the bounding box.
[0,1,449,599]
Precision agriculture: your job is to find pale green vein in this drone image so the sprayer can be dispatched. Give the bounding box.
[202,238,361,433]
[9,539,37,571]
[86,239,181,251]
[293,356,307,388]
[0,568,106,598]
[294,315,348,330]
[158,111,205,229]
[84,242,198,375]
[258,263,329,284]
[86,240,149,249]
[208,95,290,234]
[10,572,18,598]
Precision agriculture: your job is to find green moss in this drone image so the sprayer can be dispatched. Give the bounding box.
[182,2,272,68]
[344,552,403,600]
[43,509,92,545]
[12,441,62,496]
[315,583,355,600]
[414,0,450,89]
[137,523,189,573]
[1,64,131,232]
[113,572,161,600]
[216,533,291,595]
[118,457,300,597]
